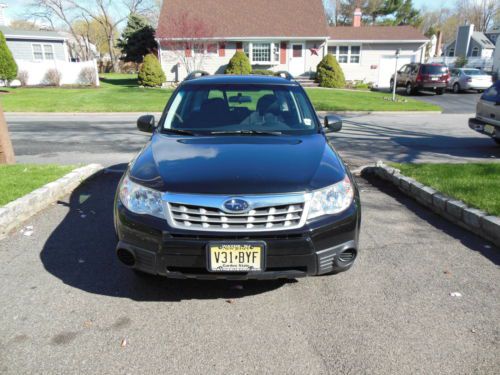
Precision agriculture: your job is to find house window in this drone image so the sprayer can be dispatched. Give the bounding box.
[32,44,43,60]
[244,42,280,64]
[471,46,479,57]
[293,45,303,58]
[328,46,336,55]
[44,44,54,60]
[448,48,455,57]
[338,46,349,63]
[206,43,218,55]
[350,46,360,63]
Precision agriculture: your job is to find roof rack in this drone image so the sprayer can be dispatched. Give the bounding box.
[184,70,210,81]
[274,71,294,81]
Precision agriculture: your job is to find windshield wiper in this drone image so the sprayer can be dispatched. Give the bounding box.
[209,130,283,136]
[162,129,196,136]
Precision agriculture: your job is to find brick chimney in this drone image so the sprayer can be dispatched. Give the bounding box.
[0,4,7,26]
[353,7,362,27]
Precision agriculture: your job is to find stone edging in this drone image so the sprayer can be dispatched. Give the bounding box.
[0,164,104,240]
[364,161,500,248]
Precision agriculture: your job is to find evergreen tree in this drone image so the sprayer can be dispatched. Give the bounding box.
[118,13,157,64]
[0,31,18,86]
[316,54,345,88]
[225,51,252,75]
[138,54,165,87]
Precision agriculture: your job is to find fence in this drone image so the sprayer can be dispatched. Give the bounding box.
[8,59,99,87]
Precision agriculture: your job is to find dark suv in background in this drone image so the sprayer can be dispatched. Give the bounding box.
[391,63,450,95]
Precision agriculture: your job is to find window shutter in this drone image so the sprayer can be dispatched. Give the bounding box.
[219,43,226,57]
[280,42,287,64]
[185,46,192,57]
[236,42,243,51]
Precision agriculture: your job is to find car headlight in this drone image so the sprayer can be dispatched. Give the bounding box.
[307,175,354,220]
[119,175,165,219]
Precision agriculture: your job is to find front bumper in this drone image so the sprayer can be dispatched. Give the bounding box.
[469,117,499,139]
[114,199,361,280]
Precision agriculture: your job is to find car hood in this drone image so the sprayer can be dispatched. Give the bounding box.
[129,133,346,195]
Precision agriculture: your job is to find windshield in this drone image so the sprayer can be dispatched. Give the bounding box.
[161,84,319,135]
[421,65,448,75]
[462,69,483,76]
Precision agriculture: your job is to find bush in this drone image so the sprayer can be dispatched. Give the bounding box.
[251,69,274,76]
[316,54,345,88]
[455,56,468,68]
[17,70,29,86]
[43,69,62,86]
[0,31,18,86]
[78,67,97,86]
[138,54,165,87]
[225,51,252,75]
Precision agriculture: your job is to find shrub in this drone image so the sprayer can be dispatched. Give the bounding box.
[251,69,274,76]
[455,56,468,68]
[17,70,29,86]
[43,69,62,86]
[225,51,252,75]
[78,67,97,86]
[316,54,345,88]
[0,31,18,86]
[138,54,166,87]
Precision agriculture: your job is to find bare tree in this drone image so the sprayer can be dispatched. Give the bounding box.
[455,0,499,31]
[0,104,15,165]
[160,11,215,75]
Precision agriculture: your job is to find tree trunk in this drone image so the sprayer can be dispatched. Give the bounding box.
[0,104,15,164]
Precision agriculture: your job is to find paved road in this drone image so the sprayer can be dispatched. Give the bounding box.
[6,113,500,168]
[1,113,499,373]
[391,88,481,114]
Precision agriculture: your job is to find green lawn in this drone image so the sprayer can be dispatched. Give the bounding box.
[391,163,500,216]
[0,73,441,113]
[0,164,75,206]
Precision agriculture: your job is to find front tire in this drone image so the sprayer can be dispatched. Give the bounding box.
[436,88,444,95]
[494,138,500,145]
[405,82,414,95]
[453,83,460,93]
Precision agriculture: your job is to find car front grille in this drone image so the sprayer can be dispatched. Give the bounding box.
[168,202,305,232]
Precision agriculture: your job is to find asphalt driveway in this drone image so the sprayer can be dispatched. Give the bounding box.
[400,89,481,114]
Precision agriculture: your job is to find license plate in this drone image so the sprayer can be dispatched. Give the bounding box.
[484,124,495,135]
[431,77,438,81]
[207,242,265,272]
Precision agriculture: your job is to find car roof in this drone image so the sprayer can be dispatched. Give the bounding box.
[180,75,299,86]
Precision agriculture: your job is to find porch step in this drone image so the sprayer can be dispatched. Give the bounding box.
[294,77,319,87]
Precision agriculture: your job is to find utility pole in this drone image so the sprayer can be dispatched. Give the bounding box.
[0,103,15,164]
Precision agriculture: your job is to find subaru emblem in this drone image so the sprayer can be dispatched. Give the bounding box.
[223,198,250,213]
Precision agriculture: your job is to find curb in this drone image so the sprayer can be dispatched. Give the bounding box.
[0,164,104,240]
[363,161,500,248]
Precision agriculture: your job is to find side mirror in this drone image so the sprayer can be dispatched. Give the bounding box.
[137,115,155,133]
[324,115,342,132]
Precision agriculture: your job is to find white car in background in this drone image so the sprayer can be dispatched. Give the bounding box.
[448,68,493,93]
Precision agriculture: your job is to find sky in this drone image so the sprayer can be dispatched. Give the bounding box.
[1,0,452,24]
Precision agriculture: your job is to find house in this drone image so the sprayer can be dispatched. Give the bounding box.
[156,0,329,82]
[155,1,428,88]
[485,24,500,45]
[0,25,99,86]
[443,25,495,58]
[327,23,428,88]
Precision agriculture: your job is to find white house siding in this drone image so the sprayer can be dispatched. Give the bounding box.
[327,42,425,86]
[159,40,326,81]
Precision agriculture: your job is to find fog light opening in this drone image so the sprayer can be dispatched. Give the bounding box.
[117,248,136,267]
[337,249,357,264]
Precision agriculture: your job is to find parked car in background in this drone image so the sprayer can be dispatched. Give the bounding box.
[391,63,450,95]
[469,80,500,146]
[448,68,493,93]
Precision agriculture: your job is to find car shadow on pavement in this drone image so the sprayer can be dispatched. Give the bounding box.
[362,173,500,266]
[40,165,288,302]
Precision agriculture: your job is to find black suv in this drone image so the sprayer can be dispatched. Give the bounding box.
[391,63,450,95]
[114,74,361,280]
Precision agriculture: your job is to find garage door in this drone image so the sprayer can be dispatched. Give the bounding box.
[377,55,415,88]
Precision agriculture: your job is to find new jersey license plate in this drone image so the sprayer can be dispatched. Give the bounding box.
[207,242,265,272]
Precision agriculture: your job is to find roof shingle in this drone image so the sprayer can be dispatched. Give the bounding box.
[156,0,329,39]
[328,25,427,42]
